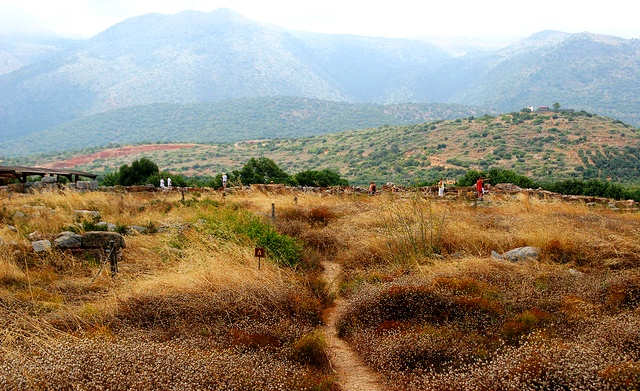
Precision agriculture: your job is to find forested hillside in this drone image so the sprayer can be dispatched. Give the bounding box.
[0,98,489,156]
[18,110,640,185]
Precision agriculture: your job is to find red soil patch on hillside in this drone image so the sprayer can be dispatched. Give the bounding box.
[43,144,197,169]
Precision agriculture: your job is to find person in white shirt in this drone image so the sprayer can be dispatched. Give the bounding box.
[160,178,165,189]
[222,173,228,189]
[438,179,445,197]
[167,177,172,189]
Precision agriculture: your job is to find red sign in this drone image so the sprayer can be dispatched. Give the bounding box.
[254,247,265,258]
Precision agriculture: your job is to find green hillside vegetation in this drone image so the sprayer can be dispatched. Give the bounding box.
[0,97,491,157]
[14,110,640,185]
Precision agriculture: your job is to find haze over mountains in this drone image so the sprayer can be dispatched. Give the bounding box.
[1,8,639,153]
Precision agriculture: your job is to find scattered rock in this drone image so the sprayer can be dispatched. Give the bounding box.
[494,183,523,193]
[7,225,17,232]
[32,240,52,253]
[568,268,584,276]
[74,210,101,221]
[81,232,126,249]
[128,225,148,234]
[28,231,43,241]
[54,232,83,249]
[492,246,540,262]
[96,222,118,232]
[13,211,26,219]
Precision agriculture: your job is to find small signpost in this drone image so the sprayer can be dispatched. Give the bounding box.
[254,247,265,270]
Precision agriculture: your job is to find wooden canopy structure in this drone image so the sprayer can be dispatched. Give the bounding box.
[0,166,97,183]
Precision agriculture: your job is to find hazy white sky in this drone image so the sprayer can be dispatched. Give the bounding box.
[2,0,639,41]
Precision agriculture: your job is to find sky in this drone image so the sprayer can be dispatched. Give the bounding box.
[1,0,639,44]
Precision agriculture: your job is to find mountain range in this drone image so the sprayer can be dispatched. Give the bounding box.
[1,9,639,152]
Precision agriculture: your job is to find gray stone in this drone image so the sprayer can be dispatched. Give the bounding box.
[74,210,101,221]
[32,240,52,253]
[7,225,17,232]
[41,176,57,183]
[81,232,125,249]
[13,211,25,219]
[54,232,83,249]
[128,225,147,234]
[28,231,43,241]
[568,268,584,276]
[97,222,118,232]
[500,246,540,262]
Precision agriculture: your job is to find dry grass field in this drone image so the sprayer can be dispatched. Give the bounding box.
[1,189,639,390]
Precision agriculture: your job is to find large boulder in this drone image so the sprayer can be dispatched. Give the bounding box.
[81,232,125,249]
[32,240,52,253]
[54,232,83,249]
[492,246,540,262]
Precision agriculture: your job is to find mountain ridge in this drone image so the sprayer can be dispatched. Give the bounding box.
[2,9,640,146]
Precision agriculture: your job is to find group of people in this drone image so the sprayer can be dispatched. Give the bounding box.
[159,177,172,189]
[437,177,486,199]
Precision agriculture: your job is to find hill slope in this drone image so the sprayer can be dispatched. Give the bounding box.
[447,32,640,125]
[0,97,490,156]
[19,111,640,185]
[3,11,640,143]
[0,9,449,140]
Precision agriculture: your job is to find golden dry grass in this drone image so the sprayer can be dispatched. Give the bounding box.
[1,189,639,390]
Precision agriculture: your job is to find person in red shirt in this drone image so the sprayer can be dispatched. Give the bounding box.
[476,177,484,200]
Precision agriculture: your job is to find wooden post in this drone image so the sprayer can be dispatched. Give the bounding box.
[108,240,119,277]
[271,203,275,221]
[293,196,298,205]
[181,188,185,202]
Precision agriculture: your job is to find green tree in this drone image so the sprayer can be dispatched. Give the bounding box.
[239,158,291,185]
[101,157,159,186]
[552,102,561,111]
[294,169,348,187]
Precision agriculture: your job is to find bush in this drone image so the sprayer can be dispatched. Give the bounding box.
[542,179,639,201]
[292,330,329,368]
[239,157,291,185]
[100,158,159,186]
[457,168,536,188]
[294,169,348,187]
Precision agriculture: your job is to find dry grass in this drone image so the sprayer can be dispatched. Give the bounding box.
[1,189,639,390]
[0,190,335,390]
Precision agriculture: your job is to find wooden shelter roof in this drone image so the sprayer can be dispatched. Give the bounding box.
[0,166,97,179]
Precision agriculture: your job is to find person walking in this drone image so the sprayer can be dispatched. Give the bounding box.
[167,177,172,189]
[476,177,484,200]
[438,179,445,197]
[160,178,165,189]
[222,173,228,189]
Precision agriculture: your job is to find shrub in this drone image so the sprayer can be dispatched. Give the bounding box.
[239,157,291,185]
[294,169,348,187]
[292,330,329,368]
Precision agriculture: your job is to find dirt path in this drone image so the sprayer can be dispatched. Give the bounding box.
[321,261,385,391]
